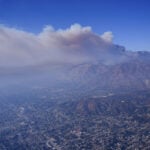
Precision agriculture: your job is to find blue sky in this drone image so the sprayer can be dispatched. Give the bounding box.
[0,0,150,51]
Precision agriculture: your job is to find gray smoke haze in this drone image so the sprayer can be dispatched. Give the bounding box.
[0,23,127,67]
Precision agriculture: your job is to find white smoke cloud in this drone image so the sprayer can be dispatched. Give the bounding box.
[101,31,114,43]
[0,23,119,67]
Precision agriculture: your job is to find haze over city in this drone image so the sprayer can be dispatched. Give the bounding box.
[0,0,150,150]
